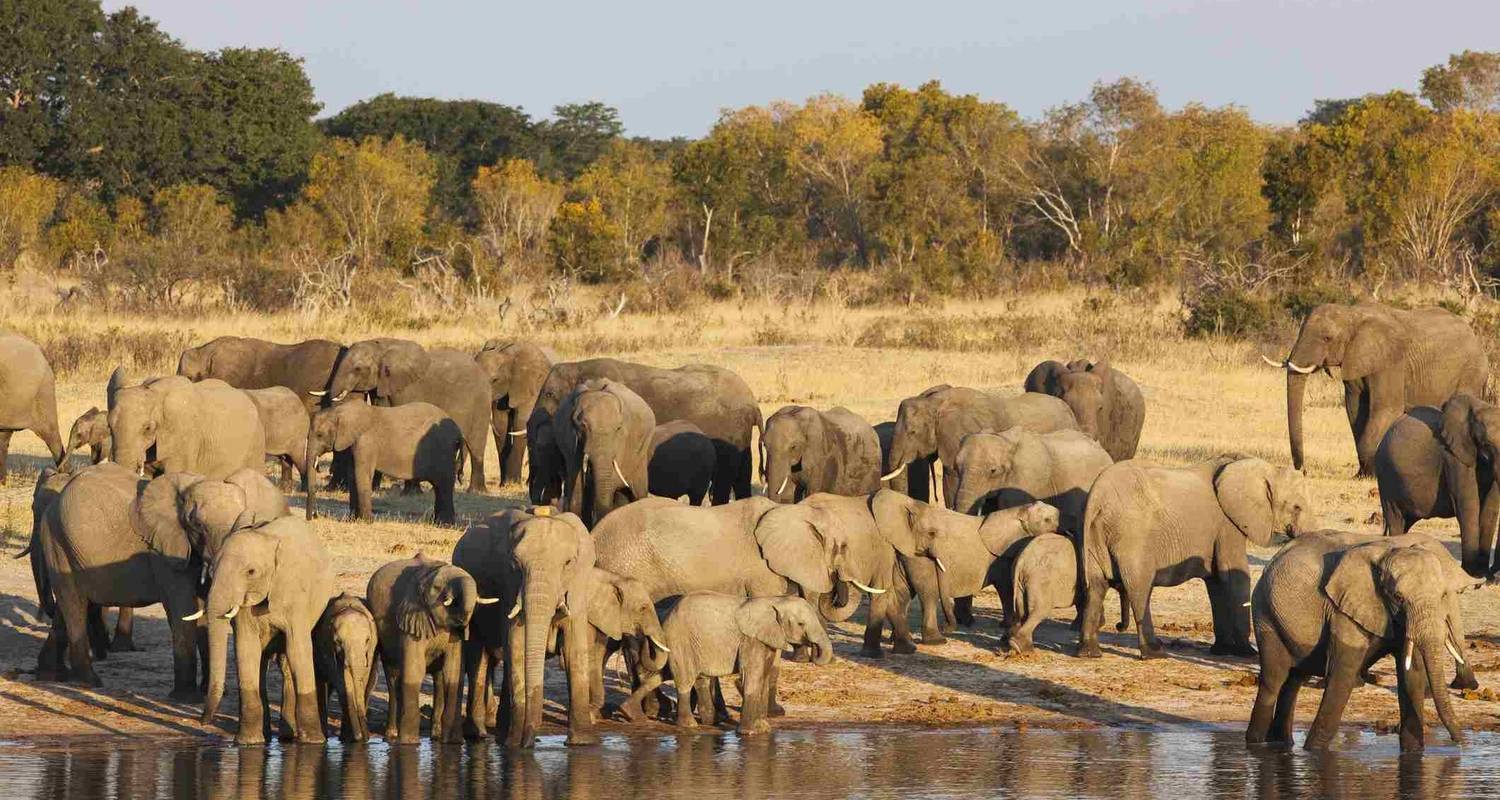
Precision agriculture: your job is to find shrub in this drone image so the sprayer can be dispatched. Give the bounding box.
[548,199,625,283]
[1182,288,1276,338]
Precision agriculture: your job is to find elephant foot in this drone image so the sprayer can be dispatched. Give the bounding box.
[1452,672,1480,691]
[109,634,142,653]
[1075,642,1102,659]
[617,701,645,722]
[566,731,600,747]
[1139,645,1168,660]
[1114,620,1130,633]
[1209,642,1257,658]
[737,719,771,736]
[298,729,327,745]
[858,644,885,659]
[920,632,947,646]
[168,686,202,703]
[236,730,267,747]
[464,720,488,739]
[768,701,786,718]
[890,639,917,655]
[675,718,700,730]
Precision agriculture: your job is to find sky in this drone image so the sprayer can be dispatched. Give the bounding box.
[106,0,1500,138]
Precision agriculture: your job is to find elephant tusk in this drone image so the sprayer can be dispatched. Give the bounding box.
[777,475,789,496]
[1404,639,1414,671]
[1447,638,1466,665]
[308,389,328,396]
[223,605,239,621]
[334,389,351,401]
[507,598,522,619]
[559,597,571,616]
[612,459,631,491]
[442,594,453,607]
[1286,361,1318,374]
[1259,355,1284,368]
[934,557,946,573]
[181,609,204,621]
[507,430,526,437]
[475,596,499,605]
[851,579,886,595]
[1243,601,1252,607]
[881,464,906,481]
[649,636,671,655]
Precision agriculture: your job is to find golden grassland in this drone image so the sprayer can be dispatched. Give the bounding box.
[3,286,1500,740]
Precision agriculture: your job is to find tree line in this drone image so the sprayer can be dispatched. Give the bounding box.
[4,1,1500,321]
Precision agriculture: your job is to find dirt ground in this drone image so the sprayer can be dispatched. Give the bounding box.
[4,339,1500,742]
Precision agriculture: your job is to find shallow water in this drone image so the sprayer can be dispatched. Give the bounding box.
[1,726,1498,799]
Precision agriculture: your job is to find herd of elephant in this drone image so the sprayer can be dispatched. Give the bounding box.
[0,299,1497,753]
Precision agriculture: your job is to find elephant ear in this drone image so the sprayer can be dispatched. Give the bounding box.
[736,599,788,651]
[397,563,444,640]
[1410,536,1488,595]
[1020,502,1060,536]
[156,382,198,467]
[588,574,625,640]
[559,513,596,617]
[224,467,290,522]
[1440,393,1482,467]
[1323,543,1393,639]
[869,489,921,556]
[754,507,835,593]
[1023,361,1065,394]
[377,342,431,399]
[131,473,204,562]
[1214,459,1277,547]
[1342,315,1406,382]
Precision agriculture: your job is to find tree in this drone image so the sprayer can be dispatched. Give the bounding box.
[1146,104,1270,258]
[784,94,884,264]
[0,0,103,168]
[0,167,62,269]
[574,140,674,265]
[302,136,436,270]
[471,158,563,264]
[541,102,624,180]
[548,198,622,282]
[1422,51,1500,113]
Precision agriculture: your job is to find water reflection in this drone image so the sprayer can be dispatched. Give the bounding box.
[2,727,1497,800]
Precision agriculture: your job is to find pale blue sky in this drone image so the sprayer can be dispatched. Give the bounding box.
[107,0,1500,137]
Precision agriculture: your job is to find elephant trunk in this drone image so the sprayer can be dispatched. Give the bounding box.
[589,454,620,525]
[521,582,554,747]
[953,476,987,516]
[1287,371,1309,472]
[933,555,956,624]
[343,655,371,741]
[816,582,862,623]
[765,458,795,504]
[305,437,324,520]
[202,619,229,724]
[808,626,835,666]
[1412,611,1464,743]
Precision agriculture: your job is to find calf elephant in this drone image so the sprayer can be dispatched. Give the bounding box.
[0,333,66,484]
[1024,359,1145,461]
[245,386,312,490]
[313,592,379,742]
[66,407,111,465]
[649,421,715,504]
[305,400,462,524]
[1376,394,1500,577]
[109,377,267,480]
[555,379,655,527]
[528,358,761,505]
[762,405,882,503]
[1008,533,1078,654]
[1248,531,1482,751]
[475,340,554,485]
[951,427,1112,533]
[886,385,1077,509]
[321,339,492,493]
[1263,302,1488,476]
[178,336,346,415]
[1078,456,1311,659]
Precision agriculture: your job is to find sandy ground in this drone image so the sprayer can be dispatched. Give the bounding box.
[4,339,1500,742]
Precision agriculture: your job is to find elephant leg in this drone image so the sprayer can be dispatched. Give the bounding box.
[709,445,734,505]
[589,633,611,720]
[886,586,917,655]
[737,649,772,736]
[735,445,753,501]
[380,652,402,741]
[235,632,267,746]
[1213,569,1255,656]
[438,646,464,743]
[0,430,11,484]
[953,596,974,628]
[58,591,100,687]
[766,656,784,717]
[1270,673,1304,745]
[1114,590,1131,632]
[1122,575,1164,659]
[1075,576,1108,659]
[466,439,487,495]
[503,623,527,747]
[1358,376,1403,478]
[861,591,889,658]
[353,452,376,521]
[277,655,298,741]
[86,606,110,660]
[1304,640,1364,750]
[1481,482,1500,577]
[285,628,325,744]
[398,647,425,745]
[693,678,716,725]
[1396,645,1430,752]
[673,662,700,728]
[111,607,140,653]
[463,643,489,739]
[278,458,295,491]
[1247,634,1293,744]
[619,668,663,723]
[433,478,456,526]
[1344,381,1371,478]
[562,623,598,746]
[401,479,422,496]
[35,418,66,467]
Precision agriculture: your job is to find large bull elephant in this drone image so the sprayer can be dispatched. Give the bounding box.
[320,339,492,493]
[109,377,267,480]
[178,336,345,415]
[885,385,1077,510]
[528,359,761,506]
[555,379,655,527]
[1248,531,1482,751]
[761,405,882,503]
[0,333,66,484]
[1024,359,1145,461]
[475,340,554,485]
[1263,302,1487,476]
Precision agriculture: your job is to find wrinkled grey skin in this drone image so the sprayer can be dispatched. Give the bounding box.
[66,407,112,465]
[528,358,761,505]
[1078,456,1311,659]
[555,379,656,527]
[312,592,379,742]
[178,336,346,415]
[245,386,312,490]
[1008,533,1077,654]
[886,385,1077,509]
[762,405,882,503]
[0,333,66,483]
[109,377,267,480]
[305,401,461,525]
[366,555,489,744]
[453,508,599,747]
[323,339,492,493]
[648,421,716,504]
[1248,531,1482,751]
[627,593,832,735]
[1266,303,1488,476]
[1376,395,1500,577]
[1024,359,1145,462]
[951,427,1113,533]
[474,340,554,485]
[202,516,332,746]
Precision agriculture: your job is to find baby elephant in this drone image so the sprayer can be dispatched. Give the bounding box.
[67,408,111,465]
[314,593,379,742]
[629,593,832,735]
[1008,533,1076,655]
[648,421,716,505]
[306,401,463,525]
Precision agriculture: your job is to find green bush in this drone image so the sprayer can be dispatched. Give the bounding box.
[1182,288,1276,338]
[1279,283,1355,321]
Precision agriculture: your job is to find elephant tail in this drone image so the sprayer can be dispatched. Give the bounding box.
[29,531,55,621]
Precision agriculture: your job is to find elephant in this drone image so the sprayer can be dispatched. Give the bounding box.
[1376,394,1500,577]
[305,400,462,525]
[950,427,1113,533]
[1024,359,1145,461]
[366,554,493,744]
[319,338,492,493]
[555,378,656,527]
[245,386,312,490]
[33,464,287,696]
[762,405,882,503]
[0,332,65,483]
[1247,531,1483,751]
[452,507,601,747]
[312,592,379,742]
[585,568,671,720]
[885,385,1078,509]
[1262,302,1488,476]
[527,358,761,505]
[1077,455,1311,659]
[66,407,111,465]
[177,336,346,415]
[1008,533,1077,655]
[624,593,832,735]
[109,377,267,480]
[196,516,333,745]
[474,339,554,485]
[648,420,716,504]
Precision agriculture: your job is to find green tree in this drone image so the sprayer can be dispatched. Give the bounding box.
[302,136,436,269]
[784,94,884,264]
[1422,51,1500,113]
[574,140,674,265]
[0,166,62,269]
[542,102,624,180]
[471,158,563,263]
[548,198,622,282]
[0,0,103,168]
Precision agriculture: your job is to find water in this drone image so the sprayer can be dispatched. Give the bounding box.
[2,726,1498,799]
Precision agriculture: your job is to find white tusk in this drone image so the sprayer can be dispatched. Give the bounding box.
[1404,639,1414,671]
[223,606,239,621]
[334,389,350,402]
[308,390,328,396]
[777,475,789,496]
[475,596,499,605]
[442,595,453,606]
[851,579,886,595]
[1259,355,1284,368]
[935,557,946,573]
[649,636,671,654]
[1286,361,1318,374]
[508,598,522,619]
[1447,638,1465,665]
[1243,601,1252,607]
[881,464,907,481]
[181,609,204,621]
[507,430,526,437]
[613,459,631,491]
